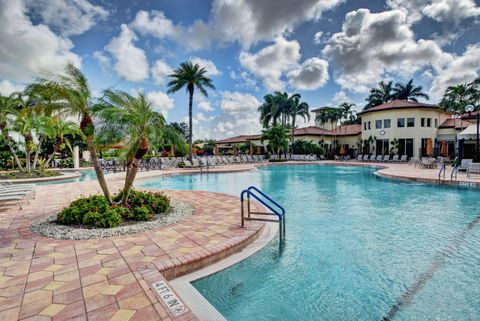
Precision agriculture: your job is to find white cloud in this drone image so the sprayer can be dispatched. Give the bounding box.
[422,0,480,24]
[0,1,81,82]
[220,91,261,115]
[0,80,24,96]
[93,51,111,69]
[129,10,178,39]
[240,37,301,90]
[105,24,149,82]
[288,57,329,90]
[190,57,221,76]
[313,31,324,44]
[323,8,448,93]
[429,44,480,100]
[151,60,173,85]
[26,0,108,36]
[146,91,174,118]
[198,101,214,112]
[331,90,353,105]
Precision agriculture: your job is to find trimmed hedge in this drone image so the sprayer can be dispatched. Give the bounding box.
[57,190,170,228]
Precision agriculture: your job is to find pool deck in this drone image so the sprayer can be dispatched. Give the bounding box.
[1,161,480,321]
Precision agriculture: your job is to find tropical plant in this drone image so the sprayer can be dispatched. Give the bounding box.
[44,119,83,168]
[261,125,290,159]
[0,93,24,170]
[365,81,394,109]
[392,79,429,101]
[95,90,180,204]
[288,94,310,154]
[440,78,480,113]
[167,61,215,161]
[35,63,112,202]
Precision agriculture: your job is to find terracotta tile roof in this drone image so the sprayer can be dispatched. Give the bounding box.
[357,99,441,116]
[215,134,260,144]
[460,110,480,120]
[216,124,362,144]
[439,118,472,129]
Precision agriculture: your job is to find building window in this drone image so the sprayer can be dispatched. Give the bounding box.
[427,118,431,127]
[398,118,405,128]
[398,138,414,157]
[364,122,366,130]
[376,120,382,129]
[407,118,415,127]
[421,118,425,127]
[368,121,371,130]
[435,119,438,128]
[384,119,391,128]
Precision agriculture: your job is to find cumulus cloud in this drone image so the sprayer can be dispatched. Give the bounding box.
[26,0,108,36]
[0,80,24,96]
[198,101,214,112]
[288,57,329,90]
[429,44,480,100]
[323,8,448,93]
[190,57,221,76]
[151,60,173,85]
[331,90,353,105]
[240,37,301,90]
[146,91,174,118]
[93,51,111,69]
[0,1,81,82]
[313,31,324,44]
[105,24,149,82]
[129,10,179,38]
[220,91,261,115]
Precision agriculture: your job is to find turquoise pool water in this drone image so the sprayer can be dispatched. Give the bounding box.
[139,165,480,321]
[39,169,99,185]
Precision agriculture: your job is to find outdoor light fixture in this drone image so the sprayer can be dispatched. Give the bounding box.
[465,104,480,162]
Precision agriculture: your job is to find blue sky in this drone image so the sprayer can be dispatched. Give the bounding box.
[0,0,479,139]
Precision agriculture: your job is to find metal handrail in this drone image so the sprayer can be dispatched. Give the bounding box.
[438,163,446,179]
[240,186,286,239]
[451,165,458,180]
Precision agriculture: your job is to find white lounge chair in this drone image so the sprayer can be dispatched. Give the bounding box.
[459,159,473,171]
[391,155,399,162]
[467,162,480,178]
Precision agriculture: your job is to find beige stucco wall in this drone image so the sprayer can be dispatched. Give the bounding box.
[360,108,450,157]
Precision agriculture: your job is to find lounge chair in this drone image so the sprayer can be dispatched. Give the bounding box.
[356,155,363,161]
[467,162,480,178]
[183,160,193,168]
[400,155,408,163]
[390,155,399,162]
[252,155,259,162]
[459,159,473,171]
[369,155,376,162]
[362,155,369,162]
[383,155,390,162]
[319,155,326,161]
[375,155,383,162]
[192,159,201,168]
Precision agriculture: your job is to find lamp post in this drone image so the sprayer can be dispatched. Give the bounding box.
[465,104,480,162]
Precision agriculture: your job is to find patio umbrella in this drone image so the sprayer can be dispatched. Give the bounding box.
[257,145,261,155]
[426,138,433,156]
[440,141,447,156]
[339,145,346,155]
[170,145,174,157]
[249,143,253,156]
[233,145,238,156]
[214,144,218,156]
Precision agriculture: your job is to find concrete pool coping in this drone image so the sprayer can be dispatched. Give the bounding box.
[169,222,278,321]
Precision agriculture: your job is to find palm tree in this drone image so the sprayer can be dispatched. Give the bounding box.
[44,119,83,168]
[365,81,394,109]
[36,63,112,202]
[392,79,429,101]
[258,92,284,128]
[288,94,310,153]
[261,125,290,159]
[0,93,24,170]
[95,90,180,204]
[167,61,215,162]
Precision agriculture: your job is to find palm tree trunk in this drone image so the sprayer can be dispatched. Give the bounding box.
[121,158,140,205]
[45,138,61,168]
[188,87,194,162]
[3,131,23,171]
[32,134,44,170]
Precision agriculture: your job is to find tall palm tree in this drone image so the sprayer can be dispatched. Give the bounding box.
[288,94,310,153]
[36,63,112,202]
[261,125,290,159]
[258,93,279,128]
[365,81,394,109]
[95,90,179,204]
[44,119,83,168]
[440,84,472,113]
[0,93,24,170]
[392,79,429,101]
[167,61,215,162]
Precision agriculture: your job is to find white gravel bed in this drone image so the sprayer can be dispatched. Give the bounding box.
[30,199,195,240]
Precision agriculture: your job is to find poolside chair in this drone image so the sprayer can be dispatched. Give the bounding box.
[459,159,473,171]
[319,155,326,161]
[383,155,390,162]
[375,155,383,162]
[467,162,480,178]
[400,155,408,163]
[259,155,265,162]
[390,155,399,162]
[356,155,363,161]
[362,155,369,162]
[252,155,259,162]
[183,160,193,168]
[192,159,201,168]
[369,155,376,162]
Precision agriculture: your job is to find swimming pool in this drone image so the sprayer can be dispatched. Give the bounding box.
[139,165,480,320]
[39,169,99,185]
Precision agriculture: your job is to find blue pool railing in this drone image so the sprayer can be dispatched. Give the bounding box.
[438,163,446,179]
[240,186,286,240]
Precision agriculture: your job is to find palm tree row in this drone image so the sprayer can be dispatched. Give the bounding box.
[364,79,429,109]
[440,78,480,113]
[258,92,310,154]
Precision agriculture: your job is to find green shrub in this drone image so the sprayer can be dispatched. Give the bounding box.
[83,209,122,228]
[132,205,153,221]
